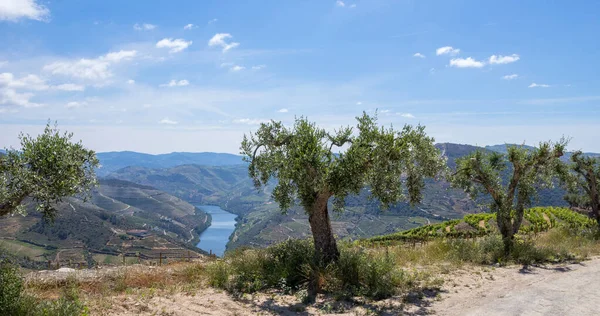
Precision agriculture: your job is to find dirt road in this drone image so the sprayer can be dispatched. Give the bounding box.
[432,258,600,316]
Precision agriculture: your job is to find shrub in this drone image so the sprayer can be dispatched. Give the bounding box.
[0,260,23,315]
[206,260,230,289]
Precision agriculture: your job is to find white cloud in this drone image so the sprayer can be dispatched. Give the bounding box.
[413,53,425,58]
[160,79,189,87]
[0,0,49,21]
[0,61,7,68]
[208,33,239,52]
[183,23,196,30]
[449,57,485,68]
[65,101,86,108]
[502,74,519,80]
[208,18,218,24]
[104,50,137,62]
[251,65,266,70]
[528,83,550,88]
[0,88,41,107]
[230,65,245,72]
[159,118,178,125]
[278,108,289,113]
[489,54,520,65]
[127,79,135,84]
[398,113,415,118]
[436,46,460,56]
[336,1,356,8]
[380,109,391,113]
[429,68,436,74]
[156,38,192,53]
[133,23,156,31]
[55,83,85,91]
[0,73,48,90]
[356,101,362,105]
[43,50,137,81]
[233,118,267,125]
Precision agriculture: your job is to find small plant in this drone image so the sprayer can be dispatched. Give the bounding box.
[206,260,231,289]
[0,260,23,315]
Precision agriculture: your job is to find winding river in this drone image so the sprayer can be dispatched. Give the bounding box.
[195,205,237,257]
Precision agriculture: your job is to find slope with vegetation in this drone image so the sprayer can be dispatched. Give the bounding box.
[108,142,572,252]
[0,179,209,268]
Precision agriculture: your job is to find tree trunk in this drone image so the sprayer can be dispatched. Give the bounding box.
[592,202,600,228]
[0,192,28,217]
[497,209,514,257]
[308,195,339,266]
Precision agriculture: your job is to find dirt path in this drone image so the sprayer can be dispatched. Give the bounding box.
[432,258,600,316]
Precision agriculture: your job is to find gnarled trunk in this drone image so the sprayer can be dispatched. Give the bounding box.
[0,192,28,217]
[497,208,515,257]
[308,195,339,266]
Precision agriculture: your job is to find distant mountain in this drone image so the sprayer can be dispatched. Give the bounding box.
[485,144,600,159]
[96,151,244,176]
[0,179,210,268]
[107,142,571,251]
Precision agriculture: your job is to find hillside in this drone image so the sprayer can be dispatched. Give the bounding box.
[0,179,209,268]
[107,143,575,251]
[96,151,243,176]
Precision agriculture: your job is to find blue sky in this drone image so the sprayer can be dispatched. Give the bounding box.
[1,0,599,154]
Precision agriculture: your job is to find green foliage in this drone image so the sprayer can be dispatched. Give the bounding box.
[0,121,99,220]
[207,239,417,300]
[450,140,568,253]
[0,260,23,315]
[366,207,596,244]
[241,112,445,214]
[0,260,86,316]
[560,151,600,223]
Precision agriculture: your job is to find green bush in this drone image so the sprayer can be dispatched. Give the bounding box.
[0,260,87,316]
[206,260,231,289]
[0,260,24,315]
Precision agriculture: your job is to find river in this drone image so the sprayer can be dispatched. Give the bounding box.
[195,205,237,257]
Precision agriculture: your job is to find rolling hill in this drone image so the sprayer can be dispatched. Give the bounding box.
[107,143,576,251]
[0,179,210,268]
[95,151,243,176]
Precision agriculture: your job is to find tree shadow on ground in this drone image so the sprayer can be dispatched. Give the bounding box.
[519,264,575,274]
[234,288,446,316]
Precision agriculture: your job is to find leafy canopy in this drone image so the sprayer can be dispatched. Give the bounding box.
[451,140,567,213]
[0,122,99,219]
[240,112,445,213]
[561,151,600,212]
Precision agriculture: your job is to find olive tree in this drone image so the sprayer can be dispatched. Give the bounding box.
[561,151,600,226]
[241,112,445,264]
[0,122,99,220]
[450,140,567,255]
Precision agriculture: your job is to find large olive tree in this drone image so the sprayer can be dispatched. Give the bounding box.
[241,112,445,264]
[561,151,600,226]
[450,140,567,255]
[0,122,99,220]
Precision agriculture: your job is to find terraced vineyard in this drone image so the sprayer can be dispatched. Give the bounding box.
[366,207,596,245]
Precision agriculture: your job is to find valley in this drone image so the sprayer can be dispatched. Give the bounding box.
[104,143,572,252]
[0,179,210,268]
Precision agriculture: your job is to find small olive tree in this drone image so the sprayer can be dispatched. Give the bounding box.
[450,140,567,255]
[241,112,445,264]
[0,122,99,220]
[561,151,600,226]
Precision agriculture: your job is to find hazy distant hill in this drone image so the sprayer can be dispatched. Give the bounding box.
[0,179,209,268]
[96,151,244,176]
[107,142,576,251]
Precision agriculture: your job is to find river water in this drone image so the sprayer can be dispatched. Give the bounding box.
[195,205,237,257]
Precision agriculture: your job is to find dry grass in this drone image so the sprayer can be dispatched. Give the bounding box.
[19,228,600,315]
